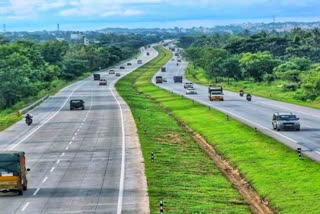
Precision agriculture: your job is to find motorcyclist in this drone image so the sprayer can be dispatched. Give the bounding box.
[240,89,244,97]
[246,93,252,101]
[25,114,32,120]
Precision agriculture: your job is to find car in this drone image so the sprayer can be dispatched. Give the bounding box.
[184,82,193,89]
[120,66,125,69]
[186,88,197,94]
[272,112,300,131]
[177,59,182,62]
[109,69,115,74]
[171,58,175,61]
[70,99,85,110]
[99,79,107,85]
[116,73,121,76]
[127,62,132,66]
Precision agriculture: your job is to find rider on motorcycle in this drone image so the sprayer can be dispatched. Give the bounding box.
[25,114,32,120]
[239,89,244,96]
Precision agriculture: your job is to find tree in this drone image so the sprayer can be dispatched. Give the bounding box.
[40,41,69,64]
[221,55,242,84]
[240,52,280,82]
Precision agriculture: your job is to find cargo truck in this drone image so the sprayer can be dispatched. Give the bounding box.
[161,67,166,72]
[93,73,100,81]
[156,76,163,84]
[208,86,224,101]
[173,76,183,83]
[137,59,142,64]
[0,151,30,195]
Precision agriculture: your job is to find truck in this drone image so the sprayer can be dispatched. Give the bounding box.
[208,86,224,101]
[156,76,163,84]
[0,151,30,195]
[93,73,100,81]
[161,67,166,72]
[137,59,142,64]
[173,76,183,83]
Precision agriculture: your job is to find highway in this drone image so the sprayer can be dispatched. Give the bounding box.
[0,47,157,213]
[153,47,320,162]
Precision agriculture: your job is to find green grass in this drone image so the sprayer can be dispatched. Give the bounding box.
[116,47,250,213]
[185,63,320,110]
[118,47,320,213]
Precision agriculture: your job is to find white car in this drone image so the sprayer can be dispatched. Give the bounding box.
[186,88,197,94]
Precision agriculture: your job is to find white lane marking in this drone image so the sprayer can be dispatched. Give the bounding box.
[8,83,84,150]
[65,146,69,150]
[61,153,65,157]
[50,167,55,173]
[33,188,40,196]
[42,177,48,183]
[111,83,126,214]
[77,128,80,132]
[21,202,30,211]
[56,159,61,164]
[69,141,73,145]
[72,136,75,141]
[74,132,78,136]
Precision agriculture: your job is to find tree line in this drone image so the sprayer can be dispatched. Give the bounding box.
[180,28,320,101]
[0,34,159,109]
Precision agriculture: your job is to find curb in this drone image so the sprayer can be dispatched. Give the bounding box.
[19,95,49,115]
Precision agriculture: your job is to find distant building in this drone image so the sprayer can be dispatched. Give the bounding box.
[84,37,89,46]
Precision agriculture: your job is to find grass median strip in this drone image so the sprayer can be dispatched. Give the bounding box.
[116,48,250,213]
[118,46,320,213]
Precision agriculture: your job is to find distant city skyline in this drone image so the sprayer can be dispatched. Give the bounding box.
[1,0,320,31]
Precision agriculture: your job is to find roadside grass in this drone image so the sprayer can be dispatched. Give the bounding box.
[120,47,320,213]
[185,63,320,110]
[116,48,250,213]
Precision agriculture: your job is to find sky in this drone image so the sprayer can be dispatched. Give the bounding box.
[1,0,320,31]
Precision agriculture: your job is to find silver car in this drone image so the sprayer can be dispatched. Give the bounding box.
[186,88,197,95]
[272,112,300,131]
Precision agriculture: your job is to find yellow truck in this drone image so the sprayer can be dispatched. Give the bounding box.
[0,151,30,195]
[208,86,224,101]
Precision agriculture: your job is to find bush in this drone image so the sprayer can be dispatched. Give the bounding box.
[282,83,299,92]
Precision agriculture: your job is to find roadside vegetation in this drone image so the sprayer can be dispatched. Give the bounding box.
[118,46,320,213]
[0,34,158,130]
[180,28,320,109]
[116,47,250,213]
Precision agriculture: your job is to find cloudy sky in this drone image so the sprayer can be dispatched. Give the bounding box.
[1,0,320,31]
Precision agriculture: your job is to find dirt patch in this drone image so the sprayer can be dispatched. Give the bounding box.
[155,133,186,145]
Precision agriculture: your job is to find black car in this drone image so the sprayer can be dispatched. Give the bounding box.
[120,66,125,69]
[70,99,85,110]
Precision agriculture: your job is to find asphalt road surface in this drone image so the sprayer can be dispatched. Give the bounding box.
[153,48,320,162]
[0,47,157,213]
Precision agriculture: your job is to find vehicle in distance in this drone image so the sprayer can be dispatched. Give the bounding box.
[127,62,132,66]
[93,73,100,81]
[161,67,166,72]
[147,52,150,56]
[177,59,182,62]
[175,53,179,57]
[137,59,142,64]
[186,88,197,95]
[184,82,193,89]
[272,112,300,131]
[70,99,85,110]
[208,86,224,101]
[116,73,121,77]
[0,151,30,195]
[174,76,183,83]
[99,79,107,85]
[109,69,115,74]
[120,66,125,69]
[156,76,163,84]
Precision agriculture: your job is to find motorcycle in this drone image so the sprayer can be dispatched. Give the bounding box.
[239,90,244,97]
[25,114,33,126]
[25,118,32,126]
[246,93,252,101]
